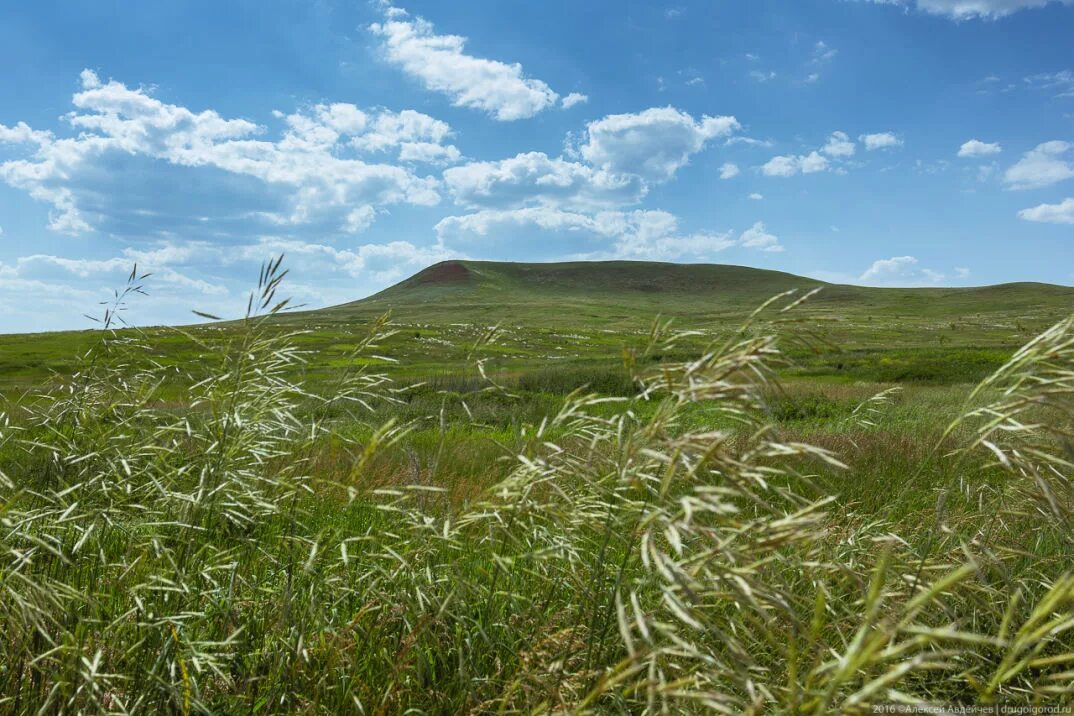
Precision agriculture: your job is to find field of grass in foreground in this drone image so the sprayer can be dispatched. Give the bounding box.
[1,262,1074,713]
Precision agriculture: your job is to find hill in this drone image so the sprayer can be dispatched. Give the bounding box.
[3,260,1071,395]
[299,260,1074,338]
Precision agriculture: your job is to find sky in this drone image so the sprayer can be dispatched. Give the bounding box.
[0,0,1073,333]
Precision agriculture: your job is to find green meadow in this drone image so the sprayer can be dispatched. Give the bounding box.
[1,259,1073,713]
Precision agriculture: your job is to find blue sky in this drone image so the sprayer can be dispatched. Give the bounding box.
[1,0,1072,332]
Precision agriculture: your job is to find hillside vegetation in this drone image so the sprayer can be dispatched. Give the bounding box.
[3,260,1071,396]
[310,260,1074,338]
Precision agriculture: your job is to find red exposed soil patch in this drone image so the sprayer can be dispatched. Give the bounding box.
[410,260,472,286]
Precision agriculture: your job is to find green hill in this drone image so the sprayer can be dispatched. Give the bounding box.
[1,259,1072,394]
[300,260,1074,340]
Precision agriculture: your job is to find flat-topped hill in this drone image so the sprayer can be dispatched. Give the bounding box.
[298,260,1073,335]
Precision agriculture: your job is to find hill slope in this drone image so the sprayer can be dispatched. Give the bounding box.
[302,260,1074,337]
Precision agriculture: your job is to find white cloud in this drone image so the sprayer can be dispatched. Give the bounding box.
[0,234,461,331]
[578,107,739,182]
[749,192,764,200]
[919,0,1072,18]
[17,252,228,296]
[1004,141,1074,190]
[0,121,54,146]
[812,41,838,64]
[0,243,201,305]
[281,102,462,164]
[800,152,832,173]
[738,221,783,252]
[749,70,777,83]
[860,132,903,150]
[561,92,589,109]
[1018,197,1074,224]
[369,5,568,120]
[1025,70,1074,98]
[236,236,452,286]
[860,255,917,281]
[859,255,948,286]
[442,151,646,210]
[441,105,743,259]
[860,0,1073,20]
[955,266,971,279]
[804,42,838,83]
[434,207,781,261]
[760,156,797,177]
[760,130,878,177]
[0,70,448,238]
[720,162,740,179]
[726,136,773,148]
[958,139,1002,157]
[822,131,856,158]
[761,151,830,177]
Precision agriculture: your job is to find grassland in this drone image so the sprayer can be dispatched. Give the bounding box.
[0,259,1073,713]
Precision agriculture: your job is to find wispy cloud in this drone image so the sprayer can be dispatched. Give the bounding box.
[369,4,580,120]
[855,0,1073,20]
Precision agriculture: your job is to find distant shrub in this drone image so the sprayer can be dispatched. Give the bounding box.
[516,364,638,396]
[769,393,846,422]
[798,348,1011,384]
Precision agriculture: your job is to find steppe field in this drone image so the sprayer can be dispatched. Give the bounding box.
[1,258,1073,713]
[3,0,1074,711]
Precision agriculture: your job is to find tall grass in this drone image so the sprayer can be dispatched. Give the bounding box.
[0,262,1072,713]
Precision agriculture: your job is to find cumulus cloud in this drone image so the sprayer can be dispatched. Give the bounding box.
[822,131,856,158]
[234,236,453,289]
[720,162,740,179]
[0,70,452,238]
[738,222,783,252]
[439,106,740,261]
[749,192,764,200]
[0,234,458,331]
[434,207,781,261]
[760,129,885,177]
[442,151,646,210]
[577,107,739,182]
[859,0,1073,20]
[369,5,574,120]
[17,252,228,296]
[1018,197,1074,224]
[858,255,947,286]
[761,151,830,177]
[1004,141,1074,190]
[860,132,902,150]
[958,139,1002,157]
